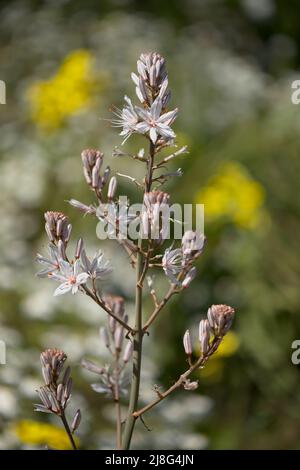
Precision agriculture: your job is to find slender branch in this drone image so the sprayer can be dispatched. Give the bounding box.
[82,285,134,334]
[114,351,122,450]
[133,337,223,419]
[60,411,77,450]
[142,285,177,332]
[122,141,155,449]
[121,246,144,449]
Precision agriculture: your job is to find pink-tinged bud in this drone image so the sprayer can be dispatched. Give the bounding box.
[123,341,133,363]
[44,211,71,246]
[57,239,66,260]
[183,329,193,355]
[64,377,73,400]
[105,295,125,318]
[81,149,107,191]
[68,199,96,215]
[142,191,170,245]
[182,267,197,288]
[71,409,81,433]
[100,327,110,348]
[107,176,117,200]
[75,238,84,259]
[56,383,64,403]
[199,319,211,354]
[81,359,104,375]
[207,304,235,337]
[114,326,124,351]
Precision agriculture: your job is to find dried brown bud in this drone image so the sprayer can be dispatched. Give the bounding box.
[207,304,235,337]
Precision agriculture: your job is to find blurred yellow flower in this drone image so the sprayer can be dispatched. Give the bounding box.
[14,419,79,450]
[27,49,102,131]
[197,162,266,229]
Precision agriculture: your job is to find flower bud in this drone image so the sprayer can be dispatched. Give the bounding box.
[100,327,110,348]
[182,267,197,288]
[81,359,104,375]
[142,191,170,245]
[207,304,235,337]
[105,295,125,318]
[123,341,133,363]
[182,231,206,259]
[75,237,84,259]
[44,211,71,246]
[71,409,81,433]
[183,329,193,355]
[68,199,96,215]
[114,326,124,351]
[199,319,211,354]
[107,176,117,200]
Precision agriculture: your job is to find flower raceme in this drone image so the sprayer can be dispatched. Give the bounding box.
[34,51,237,451]
[112,52,177,144]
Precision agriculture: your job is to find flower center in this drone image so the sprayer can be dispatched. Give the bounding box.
[68,276,77,285]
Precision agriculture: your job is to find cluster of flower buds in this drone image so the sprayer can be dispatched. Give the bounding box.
[44,211,72,250]
[35,348,81,434]
[207,304,235,338]
[183,304,235,361]
[142,191,170,245]
[113,53,177,145]
[132,52,170,108]
[81,149,112,196]
[81,295,133,398]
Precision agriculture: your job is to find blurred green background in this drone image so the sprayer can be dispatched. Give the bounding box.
[1,0,300,449]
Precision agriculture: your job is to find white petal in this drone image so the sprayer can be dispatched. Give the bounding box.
[136,122,150,134]
[76,273,89,284]
[150,127,157,143]
[151,98,163,120]
[59,260,72,277]
[53,282,72,296]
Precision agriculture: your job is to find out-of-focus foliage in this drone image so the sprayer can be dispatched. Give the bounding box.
[0,0,300,450]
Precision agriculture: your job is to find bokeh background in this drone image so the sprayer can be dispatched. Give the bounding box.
[1,0,300,450]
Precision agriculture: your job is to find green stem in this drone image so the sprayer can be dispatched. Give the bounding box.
[121,248,143,449]
[121,140,155,450]
[114,352,122,450]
